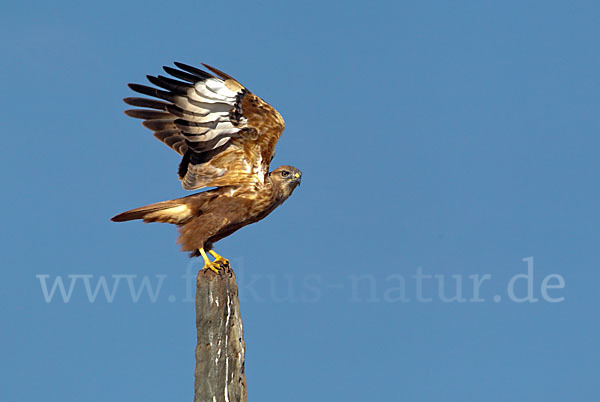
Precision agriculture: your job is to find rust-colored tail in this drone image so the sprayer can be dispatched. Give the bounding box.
[111,199,192,224]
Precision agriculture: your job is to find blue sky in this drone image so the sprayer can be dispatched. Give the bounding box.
[2,1,599,401]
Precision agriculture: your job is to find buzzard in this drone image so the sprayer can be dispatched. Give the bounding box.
[111,62,301,273]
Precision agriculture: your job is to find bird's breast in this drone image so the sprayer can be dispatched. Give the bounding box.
[229,183,282,223]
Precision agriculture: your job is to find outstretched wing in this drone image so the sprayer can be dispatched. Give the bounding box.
[124,62,285,190]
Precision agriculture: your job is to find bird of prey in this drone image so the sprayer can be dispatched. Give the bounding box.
[111,62,301,273]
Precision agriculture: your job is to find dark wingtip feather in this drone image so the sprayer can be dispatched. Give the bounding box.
[174,62,214,79]
[143,119,175,131]
[146,74,190,94]
[128,83,155,95]
[125,109,172,120]
[163,65,199,83]
[145,74,157,85]
[123,97,170,110]
[145,75,163,89]
[127,83,172,102]
[178,150,191,179]
[123,97,142,106]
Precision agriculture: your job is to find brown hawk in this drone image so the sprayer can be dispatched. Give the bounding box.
[111,62,301,273]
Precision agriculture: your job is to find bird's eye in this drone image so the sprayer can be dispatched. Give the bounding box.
[281,171,290,177]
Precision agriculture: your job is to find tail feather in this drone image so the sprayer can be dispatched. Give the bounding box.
[111,199,193,224]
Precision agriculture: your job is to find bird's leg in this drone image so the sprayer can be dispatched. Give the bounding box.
[209,250,230,268]
[199,248,221,273]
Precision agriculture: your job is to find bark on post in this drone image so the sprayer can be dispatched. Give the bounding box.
[194,266,247,402]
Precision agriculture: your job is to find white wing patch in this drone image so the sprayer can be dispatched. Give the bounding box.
[173,78,244,145]
[196,78,238,101]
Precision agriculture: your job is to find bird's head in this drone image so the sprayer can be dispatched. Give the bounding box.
[269,165,302,198]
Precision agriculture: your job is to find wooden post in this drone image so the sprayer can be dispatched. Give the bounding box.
[194,266,247,402]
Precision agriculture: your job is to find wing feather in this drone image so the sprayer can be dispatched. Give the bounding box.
[124,62,285,190]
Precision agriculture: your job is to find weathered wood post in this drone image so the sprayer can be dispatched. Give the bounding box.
[194,266,247,402]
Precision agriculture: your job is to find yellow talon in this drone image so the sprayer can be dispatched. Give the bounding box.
[199,248,222,273]
[209,250,230,268]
